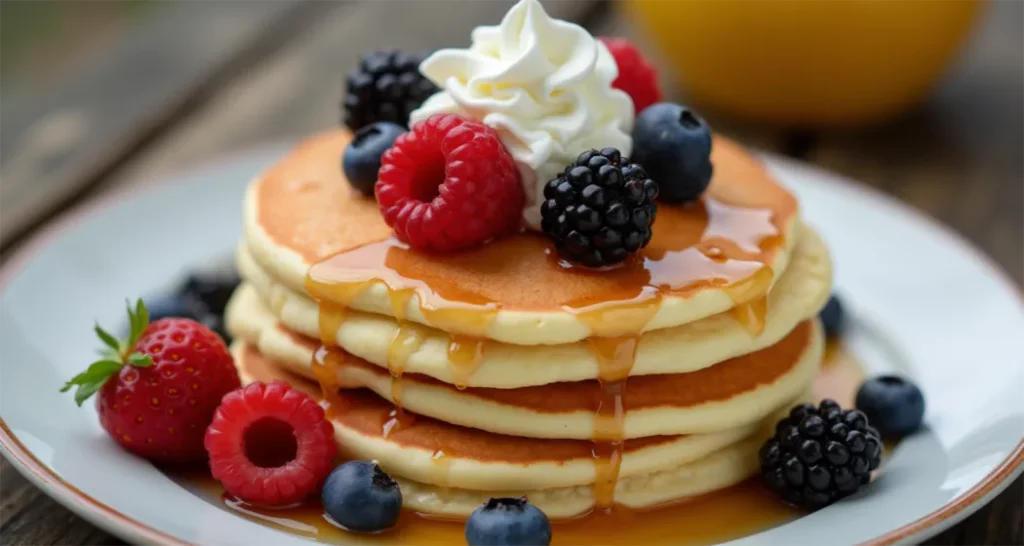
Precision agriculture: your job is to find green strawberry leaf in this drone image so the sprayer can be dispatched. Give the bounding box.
[64,299,152,406]
[73,381,106,407]
[95,346,120,360]
[127,352,153,368]
[60,359,122,405]
[94,323,121,354]
[126,298,150,348]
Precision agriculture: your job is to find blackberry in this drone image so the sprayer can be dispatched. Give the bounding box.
[760,399,883,510]
[343,50,438,131]
[541,148,659,267]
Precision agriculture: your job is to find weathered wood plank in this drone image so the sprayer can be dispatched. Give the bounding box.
[0,0,334,249]
[98,0,607,190]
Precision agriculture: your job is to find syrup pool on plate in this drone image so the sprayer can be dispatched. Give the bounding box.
[173,339,863,545]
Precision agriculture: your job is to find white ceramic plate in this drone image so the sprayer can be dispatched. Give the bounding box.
[1,144,1022,545]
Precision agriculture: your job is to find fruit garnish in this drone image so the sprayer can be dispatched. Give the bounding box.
[322,460,403,532]
[205,381,337,506]
[856,376,925,438]
[631,102,713,204]
[61,300,240,462]
[376,113,524,252]
[599,37,662,114]
[465,497,552,546]
[344,49,438,131]
[144,270,240,343]
[540,148,658,267]
[820,293,846,338]
[760,399,883,510]
[343,122,406,196]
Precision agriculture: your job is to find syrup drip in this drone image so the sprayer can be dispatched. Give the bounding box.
[312,346,346,418]
[430,449,451,489]
[447,336,486,390]
[382,407,418,439]
[384,289,414,400]
[199,329,867,544]
[586,336,638,509]
[724,265,773,335]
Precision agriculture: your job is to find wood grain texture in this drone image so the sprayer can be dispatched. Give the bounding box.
[0,0,329,249]
[1,0,1021,545]
[94,0,605,191]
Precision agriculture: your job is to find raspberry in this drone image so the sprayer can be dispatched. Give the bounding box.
[204,381,337,506]
[600,38,662,114]
[376,114,524,251]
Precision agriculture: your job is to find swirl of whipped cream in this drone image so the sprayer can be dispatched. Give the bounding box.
[409,0,634,231]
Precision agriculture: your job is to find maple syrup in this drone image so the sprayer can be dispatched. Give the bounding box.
[302,186,790,512]
[305,193,788,341]
[287,139,808,540]
[585,336,638,508]
[447,336,486,390]
[176,338,863,545]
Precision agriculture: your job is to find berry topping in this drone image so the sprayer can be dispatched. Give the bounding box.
[144,295,189,324]
[820,293,846,338]
[60,300,240,463]
[376,113,524,252]
[343,122,406,196]
[465,497,552,546]
[180,270,240,343]
[540,148,658,267]
[181,270,241,317]
[631,102,713,204]
[205,381,337,506]
[599,37,662,114]
[344,49,438,131]
[760,399,883,510]
[144,270,241,344]
[855,376,926,438]
[322,461,403,533]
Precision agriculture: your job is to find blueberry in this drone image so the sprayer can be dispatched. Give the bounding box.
[342,122,406,196]
[322,461,402,533]
[181,271,240,316]
[465,497,551,546]
[631,102,713,203]
[855,375,926,438]
[144,295,191,322]
[820,293,846,338]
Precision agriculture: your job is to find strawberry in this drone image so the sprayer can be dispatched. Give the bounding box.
[61,300,240,463]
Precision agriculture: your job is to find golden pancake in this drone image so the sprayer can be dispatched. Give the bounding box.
[230,225,831,388]
[243,130,802,345]
[233,342,799,497]
[228,286,822,437]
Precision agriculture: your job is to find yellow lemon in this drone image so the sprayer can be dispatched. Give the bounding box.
[626,0,984,127]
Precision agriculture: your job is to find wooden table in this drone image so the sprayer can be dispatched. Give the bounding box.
[1,1,1021,544]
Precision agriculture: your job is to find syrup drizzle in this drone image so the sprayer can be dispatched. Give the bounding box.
[216,332,866,545]
[586,336,637,508]
[304,194,787,507]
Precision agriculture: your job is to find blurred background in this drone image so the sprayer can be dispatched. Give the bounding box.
[0,1,1021,542]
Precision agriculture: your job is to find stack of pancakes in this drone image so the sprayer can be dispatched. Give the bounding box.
[225,130,833,518]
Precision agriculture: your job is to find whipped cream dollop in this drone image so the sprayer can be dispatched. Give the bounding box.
[409,0,634,231]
